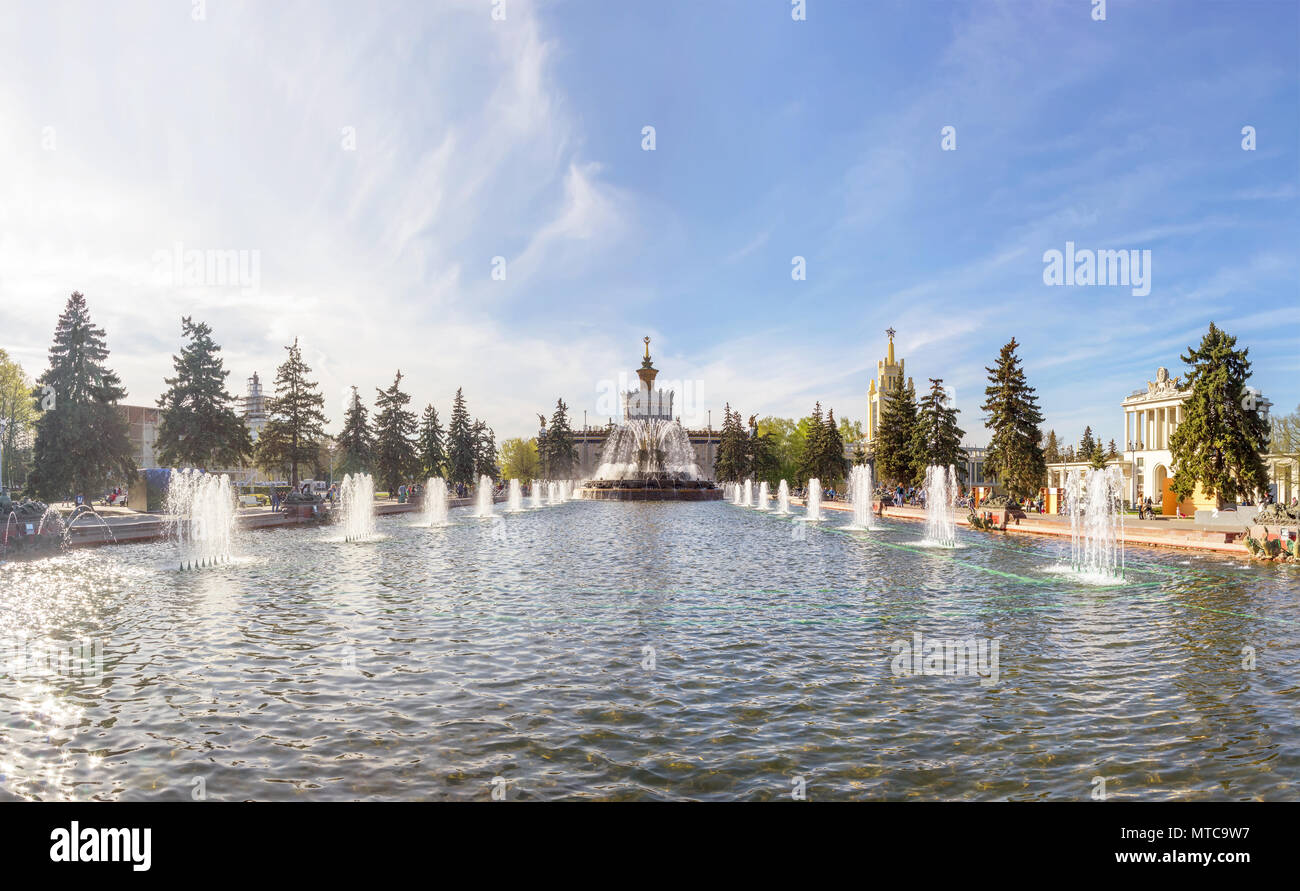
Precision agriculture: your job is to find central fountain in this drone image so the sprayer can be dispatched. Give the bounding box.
[921,464,959,547]
[581,338,721,501]
[1065,466,1125,580]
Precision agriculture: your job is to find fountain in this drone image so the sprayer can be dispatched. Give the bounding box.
[0,493,65,558]
[742,479,753,508]
[530,480,544,509]
[847,464,877,530]
[580,338,721,501]
[1066,466,1125,579]
[777,480,791,514]
[507,479,523,512]
[757,481,770,511]
[921,464,958,547]
[804,478,822,521]
[548,480,561,505]
[475,475,495,518]
[339,472,377,542]
[422,477,449,526]
[167,468,237,569]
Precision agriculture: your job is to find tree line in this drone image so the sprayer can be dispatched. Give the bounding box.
[7,293,1286,509]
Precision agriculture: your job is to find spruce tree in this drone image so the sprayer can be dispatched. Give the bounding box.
[875,381,919,487]
[417,404,447,479]
[255,338,328,488]
[1106,439,1119,460]
[542,399,577,479]
[1079,426,1096,463]
[749,415,778,484]
[155,316,251,469]
[446,388,476,487]
[713,405,747,482]
[1043,430,1061,464]
[29,292,137,500]
[915,378,968,479]
[798,402,827,485]
[337,386,374,476]
[1169,323,1269,505]
[373,370,418,494]
[822,409,847,486]
[473,420,499,480]
[980,338,1045,499]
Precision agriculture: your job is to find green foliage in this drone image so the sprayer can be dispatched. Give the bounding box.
[373,370,419,494]
[416,404,446,480]
[473,420,499,480]
[155,316,252,469]
[29,292,137,499]
[499,437,540,481]
[713,404,749,482]
[1043,429,1061,464]
[446,388,476,486]
[0,348,38,490]
[875,380,920,487]
[1168,323,1269,504]
[915,378,968,480]
[980,337,1045,499]
[337,387,374,476]
[539,399,576,479]
[255,338,328,487]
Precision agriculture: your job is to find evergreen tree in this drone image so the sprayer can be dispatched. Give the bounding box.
[1106,438,1119,460]
[915,378,968,479]
[1169,323,1269,505]
[748,414,779,484]
[542,399,577,479]
[373,370,418,494]
[821,408,848,486]
[255,338,328,488]
[1063,445,1076,463]
[713,405,748,482]
[417,404,447,480]
[446,388,476,487]
[980,338,1045,498]
[155,316,251,470]
[1043,429,1061,464]
[1079,426,1097,463]
[29,292,137,499]
[337,386,374,476]
[875,381,920,487]
[798,402,827,485]
[473,420,499,480]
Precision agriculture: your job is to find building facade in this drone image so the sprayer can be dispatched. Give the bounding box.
[865,328,911,452]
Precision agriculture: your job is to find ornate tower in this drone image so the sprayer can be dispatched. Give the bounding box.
[866,328,908,450]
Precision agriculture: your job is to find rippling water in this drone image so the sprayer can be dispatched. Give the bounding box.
[1,500,1296,801]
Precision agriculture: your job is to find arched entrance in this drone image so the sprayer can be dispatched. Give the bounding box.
[1153,465,1176,515]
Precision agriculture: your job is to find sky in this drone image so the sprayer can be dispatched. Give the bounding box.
[1,0,1297,448]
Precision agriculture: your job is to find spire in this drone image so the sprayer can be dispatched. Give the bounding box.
[886,327,896,365]
[637,335,658,390]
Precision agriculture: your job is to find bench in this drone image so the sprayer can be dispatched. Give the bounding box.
[238,495,261,507]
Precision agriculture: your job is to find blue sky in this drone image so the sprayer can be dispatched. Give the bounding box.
[1,0,1296,446]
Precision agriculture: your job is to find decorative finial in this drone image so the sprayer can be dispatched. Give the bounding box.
[644,335,651,359]
[886,327,896,341]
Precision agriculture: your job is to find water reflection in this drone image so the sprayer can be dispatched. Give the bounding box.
[0,500,1296,800]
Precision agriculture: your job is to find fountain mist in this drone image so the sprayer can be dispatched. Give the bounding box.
[422,477,449,526]
[167,469,236,569]
[922,464,958,547]
[1066,467,1125,579]
[756,481,770,511]
[847,464,876,529]
[805,478,822,521]
[507,479,523,512]
[475,475,494,518]
[340,473,377,542]
[777,480,790,514]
